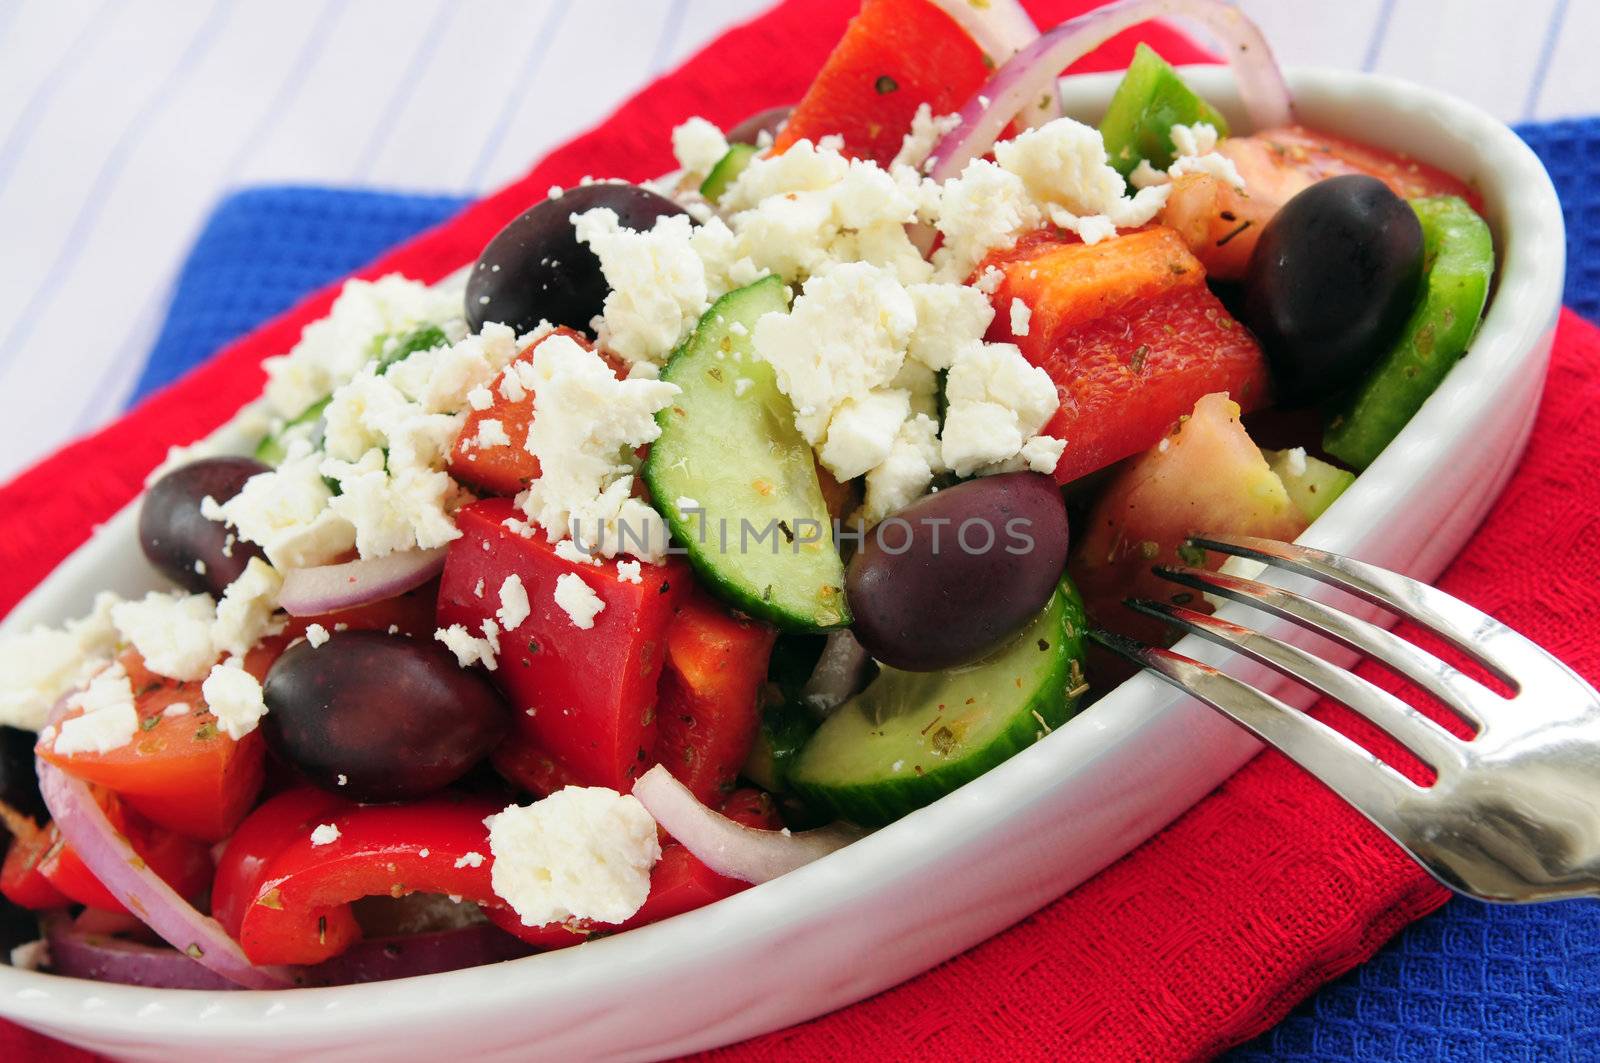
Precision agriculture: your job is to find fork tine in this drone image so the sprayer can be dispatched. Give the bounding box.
[1191,533,1526,691]
[1088,628,1421,819]
[1124,599,1466,773]
[1155,563,1495,732]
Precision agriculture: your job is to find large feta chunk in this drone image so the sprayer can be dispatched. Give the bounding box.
[111,592,219,682]
[940,342,1060,476]
[753,262,915,444]
[818,388,911,482]
[573,209,709,366]
[53,664,138,755]
[0,592,124,731]
[671,116,730,178]
[201,659,268,740]
[212,440,356,569]
[515,332,679,561]
[488,787,661,927]
[553,573,605,630]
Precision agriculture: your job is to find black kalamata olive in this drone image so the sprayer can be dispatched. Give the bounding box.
[464,183,691,335]
[0,725,45,825]
[846,472,1069,672]
[139,457,269,596]
[1242,174,1424,406]
[727,106,791,146]
[262,632,510,802]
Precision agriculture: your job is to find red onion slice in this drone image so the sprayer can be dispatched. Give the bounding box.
[36,761,295,989]
[278,547,447,617]
[306,924,533,986]
[800,630,872,718]
[43,915,531,990]
[44,914,238,990]
[633,765,864,885]
[928,0,1292,182]
[928,0,1058,128]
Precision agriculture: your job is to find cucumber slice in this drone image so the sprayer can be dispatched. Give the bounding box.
[699,143,758,202]
[645,277,850,631]
[254,396,330,466]
[790,579,1089,825]
[1263,448,1356,523]
[1100,43,1229,177]
[743,698,819,794]
[1323,196,1494,469]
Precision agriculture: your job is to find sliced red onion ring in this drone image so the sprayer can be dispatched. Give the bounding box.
[928,0,1292,183]
[928,0,1058,128]
[44,914,238,990]
[306,924,533,986]
[36,760,295,990]
[633,765,864,885]
[43,915,531,990]
[800,630,871,718]
[278,547,447,617]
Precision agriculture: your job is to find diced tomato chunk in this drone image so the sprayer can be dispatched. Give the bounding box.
[490,727,587,798]
[774,0,991,165]
[35,650,270,842]
[654,589,776,804]
[448,328,623,497]
[437,499,686,790]
[1160,125,1481,279]
[981,227,1271,484]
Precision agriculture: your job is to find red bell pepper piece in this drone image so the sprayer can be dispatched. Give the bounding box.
[0,816,71,910]
[437,498,686,790]
[35,650,271,843]
[488,787,783,950]
[655,589,776,805]
[774,0,992,165]
[213,788,505,966]
[982,227,1272,485]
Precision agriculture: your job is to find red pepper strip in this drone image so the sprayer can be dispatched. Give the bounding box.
[1,818,72,910]
[215,789,505,967]
[654,588,776,805]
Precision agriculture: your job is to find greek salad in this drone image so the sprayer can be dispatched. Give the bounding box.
[0,0,1493,990]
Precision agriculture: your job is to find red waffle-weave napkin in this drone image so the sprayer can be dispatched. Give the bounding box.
[5,2,1595,1059]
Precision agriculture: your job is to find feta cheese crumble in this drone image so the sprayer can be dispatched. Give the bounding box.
[496,574,531,631]
[554,573,605,630]
[435,624,499,671]
[671,116,730,179]
[305,623,330,648]
[1009,297,1032,337]
[0,592,122,731]
[514,331,678,561]
[310,823,341,847]
[201,660,268,740]
[52,665,139,756]
[454,851,485,869]
[615,560,642,585]
[487,787,661,927]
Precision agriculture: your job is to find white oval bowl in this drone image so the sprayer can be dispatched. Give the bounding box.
[0,65,1564,1062]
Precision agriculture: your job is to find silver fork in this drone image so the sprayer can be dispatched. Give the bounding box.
[1088,533,1600,903]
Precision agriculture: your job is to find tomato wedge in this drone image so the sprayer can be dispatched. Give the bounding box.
[35,650,272,842]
